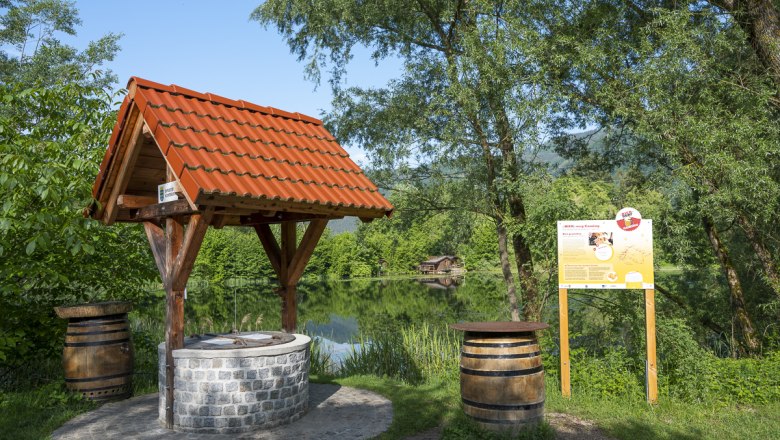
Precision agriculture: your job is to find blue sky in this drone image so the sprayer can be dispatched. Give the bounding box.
[71,0,402,161]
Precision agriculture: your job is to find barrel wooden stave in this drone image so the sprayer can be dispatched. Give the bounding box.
[62,314,133,401]
[460,331,544,429]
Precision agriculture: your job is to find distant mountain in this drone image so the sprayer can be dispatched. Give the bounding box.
[327,217,359,234]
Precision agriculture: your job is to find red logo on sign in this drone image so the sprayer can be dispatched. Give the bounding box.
[616,207,641,231]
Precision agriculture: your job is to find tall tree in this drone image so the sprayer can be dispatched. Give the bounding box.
[0,0,120,89]
[253,0,559,321]
[534,0,779,352]
[707,0,780,91]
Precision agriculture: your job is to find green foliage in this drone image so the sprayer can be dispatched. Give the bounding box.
[0,4,154,368]
[339,323,461,384]
[0,0,120,89]
[0,80,156,367]
[569,347,644,398]
[192,227,274,283]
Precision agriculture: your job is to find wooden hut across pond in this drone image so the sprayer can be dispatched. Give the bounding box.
[87,77,393,429]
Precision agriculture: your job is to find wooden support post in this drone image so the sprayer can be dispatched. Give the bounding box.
[559,288,571,398]
[164,212,183,429]
[645,288,658,404]
[280,222,297,332]
[254,219,328,333]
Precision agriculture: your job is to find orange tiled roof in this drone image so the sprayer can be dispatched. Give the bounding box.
[92,77,393,219]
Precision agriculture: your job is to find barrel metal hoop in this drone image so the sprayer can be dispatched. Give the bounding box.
[463,340,534,348]
[65,371,132,383]
[67,319,127,328]
[462,351,541,360]
[64,338,130,347]
[469,415,538,425]
[66,328,128,337]
[462,397,544,411]
[460,365,543,377]
[73,383,131,392]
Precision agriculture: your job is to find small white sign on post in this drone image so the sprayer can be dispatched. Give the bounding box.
[157,181,180,203]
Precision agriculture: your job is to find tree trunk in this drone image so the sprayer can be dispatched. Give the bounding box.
[497,219,521,321]
[491,97,541,322]
[702,215,760,354]
[710,0,780,91]
[654,283,727,335]
[737,214,780,297]
[511,222,540,321]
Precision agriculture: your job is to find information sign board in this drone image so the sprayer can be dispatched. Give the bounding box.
[557,208,653,289]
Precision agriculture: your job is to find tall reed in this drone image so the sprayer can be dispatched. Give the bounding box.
[338,323,461,384]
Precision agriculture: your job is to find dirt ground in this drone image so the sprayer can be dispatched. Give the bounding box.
[403,413,615,440]
[546,412,615,440]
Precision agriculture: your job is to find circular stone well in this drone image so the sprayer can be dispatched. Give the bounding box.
[157,332,311,434]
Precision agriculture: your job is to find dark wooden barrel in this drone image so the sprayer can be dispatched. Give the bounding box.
[451,322,548,430]
[55,302,134,401]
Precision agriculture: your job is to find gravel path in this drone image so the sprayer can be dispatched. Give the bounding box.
[52,384,392,440]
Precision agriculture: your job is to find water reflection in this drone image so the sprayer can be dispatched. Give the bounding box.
[138,273,511,356]
[417,276,464,290]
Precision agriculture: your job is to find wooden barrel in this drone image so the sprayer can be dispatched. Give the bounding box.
[458,328,545,430]
[55,302,134,401]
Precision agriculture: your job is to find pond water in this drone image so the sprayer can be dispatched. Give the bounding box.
[136,274,512,362]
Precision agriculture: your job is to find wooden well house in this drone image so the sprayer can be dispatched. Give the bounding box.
[87,77,393,427]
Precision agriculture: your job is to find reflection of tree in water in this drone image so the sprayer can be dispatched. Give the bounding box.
[140,274,511,338]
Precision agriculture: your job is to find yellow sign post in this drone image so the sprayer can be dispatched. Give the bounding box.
[557,208,657,403]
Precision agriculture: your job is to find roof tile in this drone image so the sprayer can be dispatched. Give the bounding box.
[93,77,393,218]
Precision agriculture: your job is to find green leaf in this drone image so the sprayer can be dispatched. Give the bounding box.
[25,240,35,255]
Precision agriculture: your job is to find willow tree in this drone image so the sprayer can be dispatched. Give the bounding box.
[532,0,780,353]
[253,0,559,321]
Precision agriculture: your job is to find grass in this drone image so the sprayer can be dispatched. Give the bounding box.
[0,381,96,440]
[311,374,554,440]
[544,377,780,440]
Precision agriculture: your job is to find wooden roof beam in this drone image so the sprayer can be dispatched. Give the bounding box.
[118,195,157,209]
[254,224,281,278]
[287,218,328,283]
[170,207,215,291]
[240,212,341,226]
[132,199,197,221]
[104,114,146,225]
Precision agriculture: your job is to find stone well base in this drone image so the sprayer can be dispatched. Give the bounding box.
[157,334,310,434]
